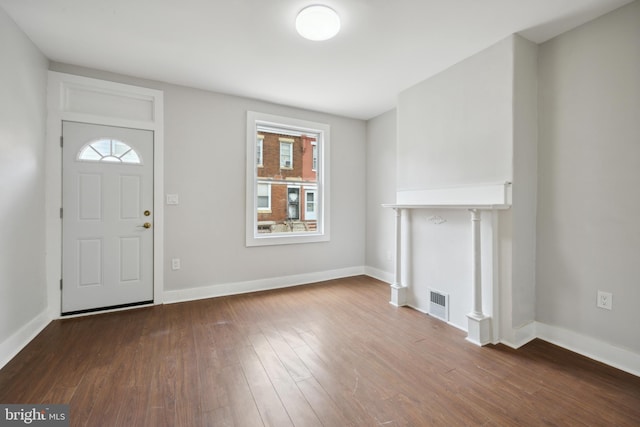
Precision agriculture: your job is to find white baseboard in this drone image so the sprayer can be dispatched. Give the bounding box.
[500,321,537,349]
[163,266,366,304]
[0,310,52,370]
[363,266,393,284]
[536,322,640,378]
[361,273,639,377]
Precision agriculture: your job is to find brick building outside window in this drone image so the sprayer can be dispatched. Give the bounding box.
[256,131,317,233]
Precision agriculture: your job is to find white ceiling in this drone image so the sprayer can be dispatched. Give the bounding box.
[0,0,633,120]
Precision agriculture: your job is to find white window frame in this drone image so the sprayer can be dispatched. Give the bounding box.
[246,111,330,246]
[77,138,143,164]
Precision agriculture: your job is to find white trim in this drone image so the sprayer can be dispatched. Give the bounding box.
[395,182,512,207]
[364,266,393,285]
[0,310,51,370]
[365,270,639,377]
[500,321,538,349]
[246,111,331,247]
[163,266,364,304]
[389,284,408,307]
[77,139,143,164]
[257,124,307,137]
[536,322,640,378]
[46,71,165,318]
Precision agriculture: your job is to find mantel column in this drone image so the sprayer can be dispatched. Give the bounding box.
[466,209,491,345]
[390,207,407,306]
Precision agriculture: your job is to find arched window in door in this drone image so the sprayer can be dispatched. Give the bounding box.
[77,139,142,164]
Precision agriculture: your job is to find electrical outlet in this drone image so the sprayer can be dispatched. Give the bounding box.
[171,258,181,270]
[597,291,612,310]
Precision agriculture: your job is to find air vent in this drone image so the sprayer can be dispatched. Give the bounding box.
[428,289,449,322]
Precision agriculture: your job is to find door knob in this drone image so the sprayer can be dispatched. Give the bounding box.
[138,222,152,229]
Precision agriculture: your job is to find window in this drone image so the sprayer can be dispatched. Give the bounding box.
[257,182,271,210]
[280,139,293,169]
[256,135,264,167]
[246,111,330,246]
[306,192,314,211]
[312,143,318,171]
[78,139,141,164]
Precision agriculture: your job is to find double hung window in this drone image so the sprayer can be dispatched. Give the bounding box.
[246,111,330,246]
[280,140,293,169]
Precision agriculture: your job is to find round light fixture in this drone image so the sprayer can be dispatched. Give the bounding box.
[295,5,341,41]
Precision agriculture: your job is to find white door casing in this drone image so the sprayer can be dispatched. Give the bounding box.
[62,121,154,313]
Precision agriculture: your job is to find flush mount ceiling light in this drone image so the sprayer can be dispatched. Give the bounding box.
[295,5,341,41]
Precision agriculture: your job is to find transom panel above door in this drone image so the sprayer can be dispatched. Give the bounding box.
[62,121,154,314]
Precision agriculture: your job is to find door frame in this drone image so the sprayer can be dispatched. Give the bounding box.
[46,72,164,318]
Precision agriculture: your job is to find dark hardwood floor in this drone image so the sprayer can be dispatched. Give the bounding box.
[1,276,639,426]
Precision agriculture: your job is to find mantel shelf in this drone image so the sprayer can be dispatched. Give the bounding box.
[387,183,512,209]
[382,203,510,210]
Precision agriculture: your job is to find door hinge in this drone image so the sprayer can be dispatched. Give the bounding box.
[60,207,63,218]
[60,135,63,147]
[60,279,63,290]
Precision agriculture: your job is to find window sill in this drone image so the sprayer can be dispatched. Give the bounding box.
[248,231,330,247]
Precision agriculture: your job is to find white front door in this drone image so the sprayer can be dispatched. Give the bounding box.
[62,121,154,314]
[305,189,317,221]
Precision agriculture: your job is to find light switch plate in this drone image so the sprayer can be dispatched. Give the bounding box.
[166,194,179,205]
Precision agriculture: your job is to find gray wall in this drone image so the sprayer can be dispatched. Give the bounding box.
[49,63,367,294]
[0,8,48,350]
[511,36,539,328]
[537,1,640,353]
[365,109,396,280]
[397,37,514,190]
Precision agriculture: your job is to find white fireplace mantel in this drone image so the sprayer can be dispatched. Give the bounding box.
[390,181,512,208]
[384,203,509,210]
[382,182,511,346]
